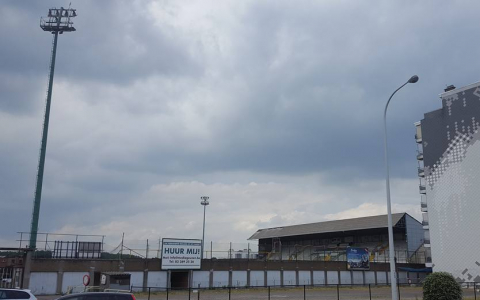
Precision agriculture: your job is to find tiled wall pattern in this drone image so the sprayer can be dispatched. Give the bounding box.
[421,82,480,282]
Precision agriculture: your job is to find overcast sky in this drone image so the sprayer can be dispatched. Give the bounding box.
[1,0,479,252]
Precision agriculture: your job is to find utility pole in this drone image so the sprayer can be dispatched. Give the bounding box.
[29,6,77,249]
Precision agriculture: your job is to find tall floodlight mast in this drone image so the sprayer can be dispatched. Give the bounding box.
[29,7,77,249]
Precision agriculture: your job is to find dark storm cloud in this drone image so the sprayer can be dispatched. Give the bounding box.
[2,0,480,244]
[0,0,202,114]
[54,1,203,83]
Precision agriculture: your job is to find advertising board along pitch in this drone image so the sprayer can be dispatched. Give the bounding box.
[161,238,202,270]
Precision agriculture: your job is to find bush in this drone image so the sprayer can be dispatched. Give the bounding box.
[423,272,462,300]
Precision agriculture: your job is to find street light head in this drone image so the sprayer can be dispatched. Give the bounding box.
[408,75,419,84]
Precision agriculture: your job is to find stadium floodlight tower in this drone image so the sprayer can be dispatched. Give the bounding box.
[200,196,210,259]
[29,6,77,249]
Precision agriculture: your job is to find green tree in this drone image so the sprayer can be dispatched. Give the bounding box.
[423,272,462,300]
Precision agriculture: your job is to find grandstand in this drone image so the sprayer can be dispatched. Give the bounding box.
[249,213,425,264]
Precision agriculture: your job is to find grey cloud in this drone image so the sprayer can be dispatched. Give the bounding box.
[2,0,480,244]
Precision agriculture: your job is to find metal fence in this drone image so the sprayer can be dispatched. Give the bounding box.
[208,250,425,264]
[0,267,23,289]
[131,283,479,300]
[16,232,424,264]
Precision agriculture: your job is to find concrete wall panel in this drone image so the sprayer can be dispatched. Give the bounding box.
[283,271,296,286]
[313,271,325,285]
[340,271,351,285]
[30,272,57,295]
[192,271,209,288]
[298,271,310,285]
[147,271,167,288]
[398,271,407,284]
[62,272,88,293]
[250,271,264,287]
[352,271,363,285]
[365,271,375,284]
[267,271,281,286]
[326,271,338,285]
[212,271,229,287]
[129,272,144,288]
[376,271,387,284]
[231,271,247,287]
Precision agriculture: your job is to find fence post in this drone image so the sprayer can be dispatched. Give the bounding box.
[369,284,371,300]
[304,285,306,300]
[166,287,169,300]
[398,282,401,300]
[189,287,191,300]
[229,286,231,300]
[197,288,200,300]
[268,286,270,300]
[475,282,477,300]
[148,287,151,300]
[337,284,339,300]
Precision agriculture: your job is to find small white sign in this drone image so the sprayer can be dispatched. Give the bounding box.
[161,238,202,270]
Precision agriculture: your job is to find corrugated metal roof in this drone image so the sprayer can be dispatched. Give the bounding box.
[248,213,406,240]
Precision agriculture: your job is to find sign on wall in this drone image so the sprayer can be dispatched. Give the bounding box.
[161,238,202,270]
[346,247,370,270]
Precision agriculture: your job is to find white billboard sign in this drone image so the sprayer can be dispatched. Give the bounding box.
[161,238,202,270]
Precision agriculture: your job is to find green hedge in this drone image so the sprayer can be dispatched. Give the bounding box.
[423,272,462,300]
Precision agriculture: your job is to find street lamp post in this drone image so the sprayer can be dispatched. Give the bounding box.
[383,75,419,300]
[200,196,210,259]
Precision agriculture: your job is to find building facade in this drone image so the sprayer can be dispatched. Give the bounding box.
[415,81,480,281]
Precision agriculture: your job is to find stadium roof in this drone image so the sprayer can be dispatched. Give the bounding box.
[248,213,409,240]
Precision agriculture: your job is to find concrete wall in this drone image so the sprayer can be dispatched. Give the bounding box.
[30,272,57,295]
[340,271,351,284]
[27,269,426,294]
[192,271,209,288]
[267,270,280,286]
[376,271,387,284]
[25,258,428,294]
[147,271,167,288]
[283,271,296,285]
[398,271,408,284]
[365,271,375,284]
[313,271,325,285]
[129,272,144,288]
[62,272,88,293]
[250,271,264,287]
[352,271,363,284]
[212,271,229,287]
[298,271,311,285]
[326,271,338,285]
[231,271,247,287]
